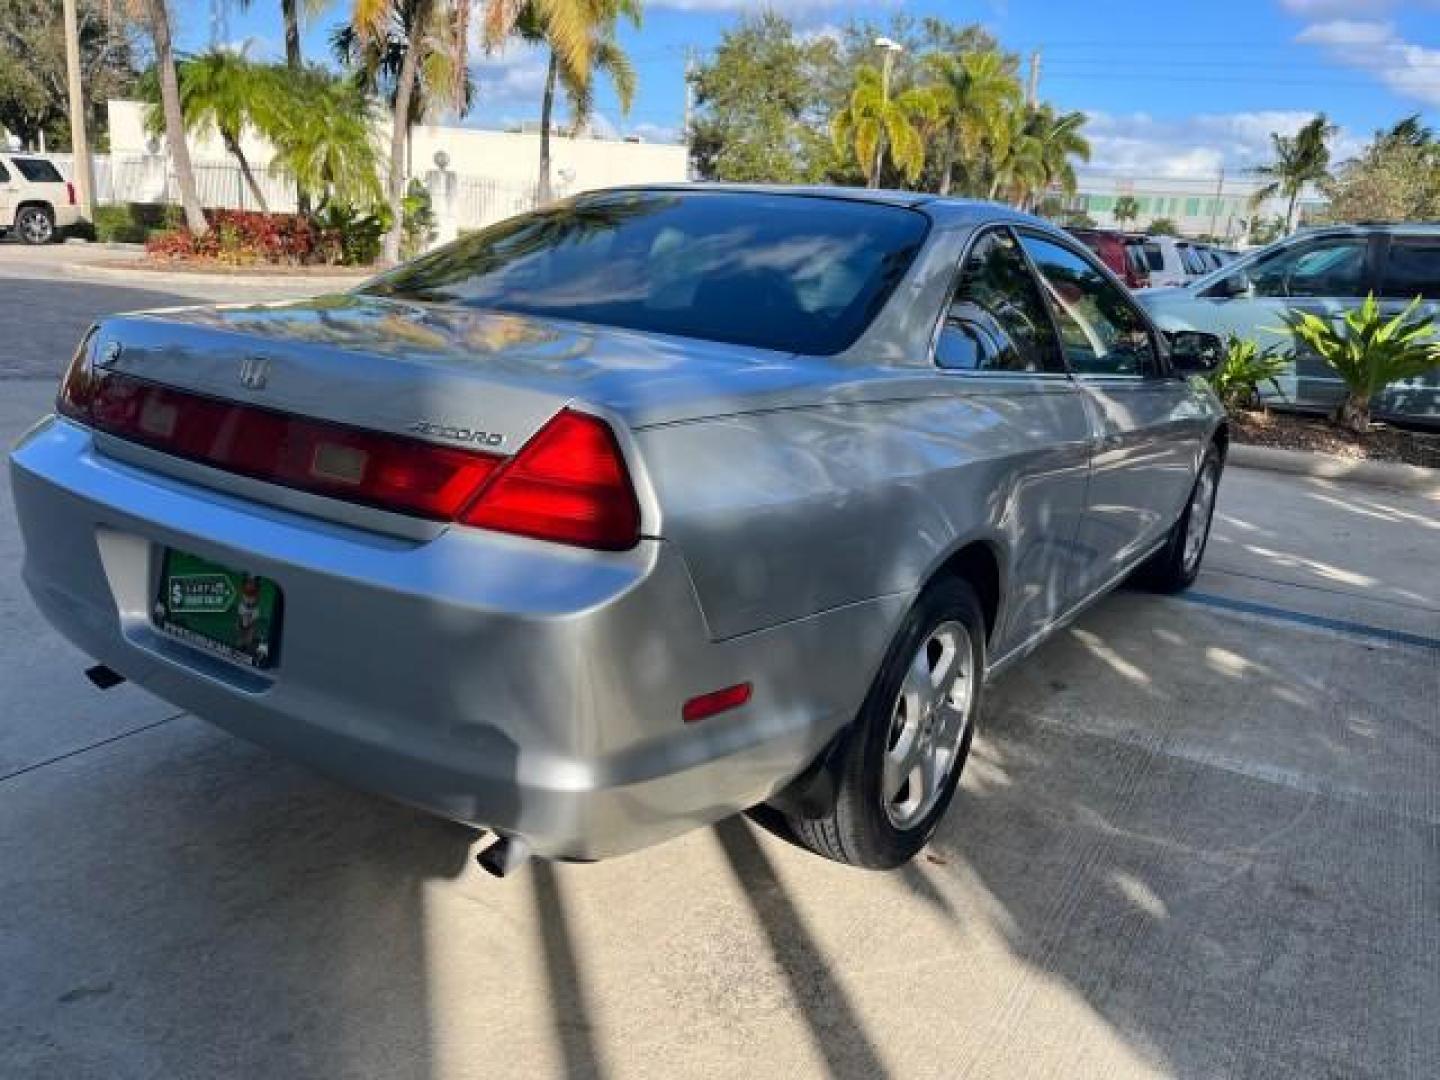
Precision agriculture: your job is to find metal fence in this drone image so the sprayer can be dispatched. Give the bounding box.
[47,153,541,235]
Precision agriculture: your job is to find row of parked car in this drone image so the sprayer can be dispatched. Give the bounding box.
[1069,228,1237,291]
[1072,221,1440,425]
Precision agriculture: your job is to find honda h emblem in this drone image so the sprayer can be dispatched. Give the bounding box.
[238,356,271,390]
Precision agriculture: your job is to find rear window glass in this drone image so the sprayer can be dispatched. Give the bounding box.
[1380,238,1440,299]
[12,157,63,183]
[364,191,930,355]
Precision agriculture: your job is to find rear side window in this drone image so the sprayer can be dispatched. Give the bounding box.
[12,157,63,183]
[936,228,1059,373]
[1247,237,1368,298]
[364,191,929,355]
[1142,242,1164,271]
[1019,234,1158,377]
[0,161,9,183]
[1379,238,1440,299]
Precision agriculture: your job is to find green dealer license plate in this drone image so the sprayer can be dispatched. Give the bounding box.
[154,549,282,669]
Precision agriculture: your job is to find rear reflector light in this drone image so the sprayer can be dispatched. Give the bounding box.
[66,182,76,206]
[57,363,641,549]
[682,683,752,723]
[461,409,640,550]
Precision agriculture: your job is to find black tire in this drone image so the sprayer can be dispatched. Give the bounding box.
[14,205,55,245]
[788,577,986,869]
[1137,445,1222,593]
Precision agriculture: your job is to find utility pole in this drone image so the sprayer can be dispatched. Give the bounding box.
[1026,50,1041,107]
[683,46,695,178]
[62,0,96,222]
[1207,167,1224,240]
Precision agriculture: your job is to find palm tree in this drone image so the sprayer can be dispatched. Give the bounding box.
[332,4,476,181]
[925,49,1020,197]
[1113,194,1140,227]
[143,49,274,212]
[352,0,594,265]
[832,63,939,188]
[986,103,1044,205]
[511,0,640,202]
[1251,113,1335,234]
[259,67,383,211]
[1025,104,1090,211]
[127,0,208,235]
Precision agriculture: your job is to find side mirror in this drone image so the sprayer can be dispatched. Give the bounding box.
[1207,271,1252,299]
[1166,330,1224,374]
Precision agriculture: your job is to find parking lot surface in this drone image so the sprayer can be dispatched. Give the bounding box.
[1,274,1437,1079]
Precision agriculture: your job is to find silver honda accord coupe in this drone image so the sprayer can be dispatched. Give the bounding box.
[9,186,1228,871]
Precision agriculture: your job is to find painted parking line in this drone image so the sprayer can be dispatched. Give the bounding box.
[1178,591,1440,652]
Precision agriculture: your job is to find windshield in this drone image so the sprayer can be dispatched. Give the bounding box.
[363,191,930,355]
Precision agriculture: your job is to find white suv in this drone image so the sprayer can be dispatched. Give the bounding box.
[0,154,81,244]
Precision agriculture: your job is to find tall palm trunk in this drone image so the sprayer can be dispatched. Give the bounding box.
[147,0,208,235]
[537,50,558,204]
[1284,188,1300,234]
[225,135,270,212]
[381,5,426,266]
[937,130,957,196]
[281,0,309,217]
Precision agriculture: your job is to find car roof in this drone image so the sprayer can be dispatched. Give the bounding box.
[589,183,1053,228]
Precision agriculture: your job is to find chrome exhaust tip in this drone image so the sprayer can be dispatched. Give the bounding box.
[476,834,532,878]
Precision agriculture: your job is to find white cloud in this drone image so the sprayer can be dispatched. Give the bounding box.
[1297,18,1440,105]
[1083,110,1364,178]
[1278,0,1393,15]
[471,42,551,111]
[630,122,683,143]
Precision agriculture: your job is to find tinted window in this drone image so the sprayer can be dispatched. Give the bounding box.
[1019,234,1158,376]
[1125,242,1149,277]
[364,191,929,355]
[0,160,9,183]
[1245,237,1368,298]
[1379,238,1440,299]
[937,228,1059,373]
[1179,244,1206,275]
[12,157,63,183]
[1142,242,1164,271]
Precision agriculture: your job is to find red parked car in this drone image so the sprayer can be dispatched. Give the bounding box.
[1066,228,1151,290]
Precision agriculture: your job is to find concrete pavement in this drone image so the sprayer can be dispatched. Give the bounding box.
[1,275,1437,1080]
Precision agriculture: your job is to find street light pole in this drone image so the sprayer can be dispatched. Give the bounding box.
[873,37,904,189]
[62,0,96,222]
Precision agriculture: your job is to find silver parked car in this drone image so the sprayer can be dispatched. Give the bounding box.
[1140,223,1440,424]
[10,187,1228,871]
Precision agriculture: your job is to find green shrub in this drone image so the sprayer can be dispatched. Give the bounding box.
[311,202,386,266]
[401,179,438,260]
[1208,335,1288,410]
[93,203,182,244]
[1284,293,1440,433]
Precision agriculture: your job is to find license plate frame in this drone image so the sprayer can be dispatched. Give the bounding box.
[153,548,283,670]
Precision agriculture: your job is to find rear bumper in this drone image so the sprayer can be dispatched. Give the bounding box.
[10,418,906,859]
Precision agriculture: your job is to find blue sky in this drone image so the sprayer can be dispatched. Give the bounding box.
[180,0,1440,178]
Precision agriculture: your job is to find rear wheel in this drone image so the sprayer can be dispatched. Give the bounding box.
[788,578,985,868]
[1137,445,1221,593]
[14,205,55,245]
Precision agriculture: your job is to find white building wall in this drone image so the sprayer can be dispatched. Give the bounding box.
[104,99,688,232]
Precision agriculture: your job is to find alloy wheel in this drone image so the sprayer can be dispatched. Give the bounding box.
[882,620,975,829]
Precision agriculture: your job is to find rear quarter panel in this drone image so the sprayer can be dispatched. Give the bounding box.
[633,377,1094,648]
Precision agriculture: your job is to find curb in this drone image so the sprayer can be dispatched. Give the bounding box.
[1229,442,1440,497]
[60,259,368,291]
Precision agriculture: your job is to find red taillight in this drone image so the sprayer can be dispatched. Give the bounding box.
[682,683,752,723]
[58,363,641,550]
[461,409,640,550]
[60,369,501,520]
[66,182,76,206]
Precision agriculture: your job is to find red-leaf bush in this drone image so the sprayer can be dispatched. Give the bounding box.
[146,210,350,266]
